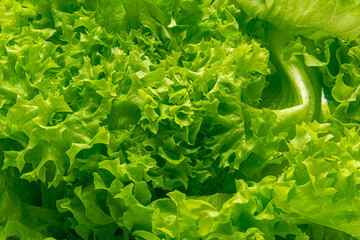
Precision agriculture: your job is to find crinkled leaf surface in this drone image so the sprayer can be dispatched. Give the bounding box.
[1,0,360,239]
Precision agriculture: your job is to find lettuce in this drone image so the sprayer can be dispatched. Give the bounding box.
[1,0,360,239]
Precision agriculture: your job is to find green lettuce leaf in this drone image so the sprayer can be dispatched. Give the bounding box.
[235,0,360,41]
[1,0,360,239]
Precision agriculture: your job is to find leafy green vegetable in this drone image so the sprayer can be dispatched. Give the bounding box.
[1,0,360,239]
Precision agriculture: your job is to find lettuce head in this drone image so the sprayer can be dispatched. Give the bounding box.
[1,0,360,239]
